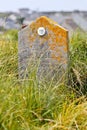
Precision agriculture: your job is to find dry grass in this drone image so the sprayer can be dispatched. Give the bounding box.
[0,30,87,130]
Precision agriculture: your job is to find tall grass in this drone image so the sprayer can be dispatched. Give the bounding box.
[0,30,87,130]
[69,31,87,95]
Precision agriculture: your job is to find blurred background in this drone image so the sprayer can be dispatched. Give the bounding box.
[0,0,87,35]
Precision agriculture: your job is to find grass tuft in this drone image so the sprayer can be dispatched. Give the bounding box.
[0,30,87,130]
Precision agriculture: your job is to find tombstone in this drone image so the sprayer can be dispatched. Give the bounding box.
[18,16,68,82]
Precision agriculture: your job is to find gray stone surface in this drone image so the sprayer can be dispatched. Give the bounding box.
[18,16,68,82]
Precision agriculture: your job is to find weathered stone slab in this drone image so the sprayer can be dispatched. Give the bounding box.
[18,16,68,82]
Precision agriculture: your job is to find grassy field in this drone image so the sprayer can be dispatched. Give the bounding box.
[0,30,87,130]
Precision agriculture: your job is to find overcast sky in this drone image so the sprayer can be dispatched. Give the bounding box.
[0,0,87,12]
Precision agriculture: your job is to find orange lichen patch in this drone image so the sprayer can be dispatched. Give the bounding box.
[49,43,58,50]
[29,16,68,42]
[36,16,68,32]
[51,54,61,61]
[63,46,68,52]
[28,16,68,61]
[29,35,36,43]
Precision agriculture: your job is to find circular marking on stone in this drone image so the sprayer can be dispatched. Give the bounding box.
[37,27,46,36]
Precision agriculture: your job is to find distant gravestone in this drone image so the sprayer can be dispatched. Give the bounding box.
[18,16,68,82]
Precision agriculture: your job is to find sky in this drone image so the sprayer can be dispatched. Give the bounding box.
[0,0,87,12]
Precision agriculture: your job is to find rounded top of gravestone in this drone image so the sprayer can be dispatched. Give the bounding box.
[19,16,68,63]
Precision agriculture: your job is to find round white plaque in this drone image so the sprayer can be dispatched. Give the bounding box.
[37,27,46,36]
